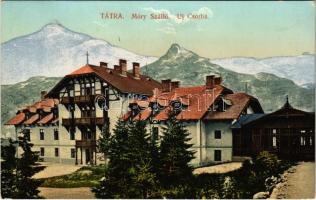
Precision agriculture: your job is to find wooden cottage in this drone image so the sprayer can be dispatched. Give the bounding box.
[232,97,315,160]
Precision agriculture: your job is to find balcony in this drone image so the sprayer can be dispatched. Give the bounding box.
[60,96,74,104]
[74,95,96,104]
[62,118,73,126]
[76,140,97,148]
[62,117,105,126]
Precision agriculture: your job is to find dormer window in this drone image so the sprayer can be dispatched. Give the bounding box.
[214,97,232,112]
[53,108,58,118]
[39,110,44,119]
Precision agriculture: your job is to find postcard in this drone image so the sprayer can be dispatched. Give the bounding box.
[1,1,315,199]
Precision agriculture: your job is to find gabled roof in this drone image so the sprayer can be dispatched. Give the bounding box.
[204,93,264,120]
[37,113,54,125]
[47,64,162,97]
[23,114,39,125]
[5,113,25,125]
[133,107,152,121]
[231,98,314,128]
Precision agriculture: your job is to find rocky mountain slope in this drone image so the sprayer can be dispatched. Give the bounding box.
[144,44,314,113]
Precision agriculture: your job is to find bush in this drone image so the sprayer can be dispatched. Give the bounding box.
[192,151,295,199]
[253,151,279,177]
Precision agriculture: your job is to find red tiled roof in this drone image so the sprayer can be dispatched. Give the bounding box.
[23,114,39,125]
[37,113,54,125]
[133,107,152,121]
[5,112,25,125]
[204,93,260,120]
[154,106,172,121]
[51,117,59,124]
[176,85,225,120]
[5,98,59,126]
[48,64,162,97]
[122,111,132,121]
[124,84,232,121]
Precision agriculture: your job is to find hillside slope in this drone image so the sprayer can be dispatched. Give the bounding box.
[144,44,314,112]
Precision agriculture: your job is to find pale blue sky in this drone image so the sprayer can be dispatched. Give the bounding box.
[1,1,314,58]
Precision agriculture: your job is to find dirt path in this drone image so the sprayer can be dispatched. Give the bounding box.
[270,162,315,199]
[33,162,81,179]
[39,187,95,199]
[193,162,242,174]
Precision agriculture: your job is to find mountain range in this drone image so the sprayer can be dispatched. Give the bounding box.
[144,44,314,113]
[1,23,157,85]
[1,23,315,136]
[211,55,314,87]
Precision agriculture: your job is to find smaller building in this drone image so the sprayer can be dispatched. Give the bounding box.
[232,98,315,160]
[5,96,62,162]
[122,76,264,166]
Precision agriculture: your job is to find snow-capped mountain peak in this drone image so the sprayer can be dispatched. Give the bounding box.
[211,54,315,87]
[1,23,157,84]
[164,43,198,60]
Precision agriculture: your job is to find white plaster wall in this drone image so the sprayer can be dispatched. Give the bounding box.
[108,95,129,132]
[204,121,233,164]
[95,102,103,118]
[59,104,69,119]
[74,104,81,118]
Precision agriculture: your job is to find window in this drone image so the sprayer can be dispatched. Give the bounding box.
[70,131,75,140]
[214,150,221,161]
[300,137,306,146]
[40,129,44,140]
[24,129,31,141]
[152,127,159,141]
[71,148,76,158]
[273,136,277,148]
[214,130,221,139]
[55,148,59,157]
[40,147,45,156]
[54,129,59,140]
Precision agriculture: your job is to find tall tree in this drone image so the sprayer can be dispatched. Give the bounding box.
[92,119,130,198]
[1,138,18,198]
[127,120,157,198]
[98,123,111,163]
[159,114,195,187]
[15,129,45,198]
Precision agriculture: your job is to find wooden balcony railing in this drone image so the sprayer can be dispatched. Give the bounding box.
[60,96,74,104]
[76,140,97,147]
[62,118,73,126]
[62,117,105,126]
[74,95,96,104]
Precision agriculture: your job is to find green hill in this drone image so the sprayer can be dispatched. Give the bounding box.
[1,76,61,136]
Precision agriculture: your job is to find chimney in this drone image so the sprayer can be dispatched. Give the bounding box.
[100,62,108,68]
[171,81,180,91]
[41,91,47,100]
[214,76,222,85]
[114,65,120,71]
[132,62,141,79]
[206,75,215,89]
[161,79,171,92]
[119,59,127,76]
